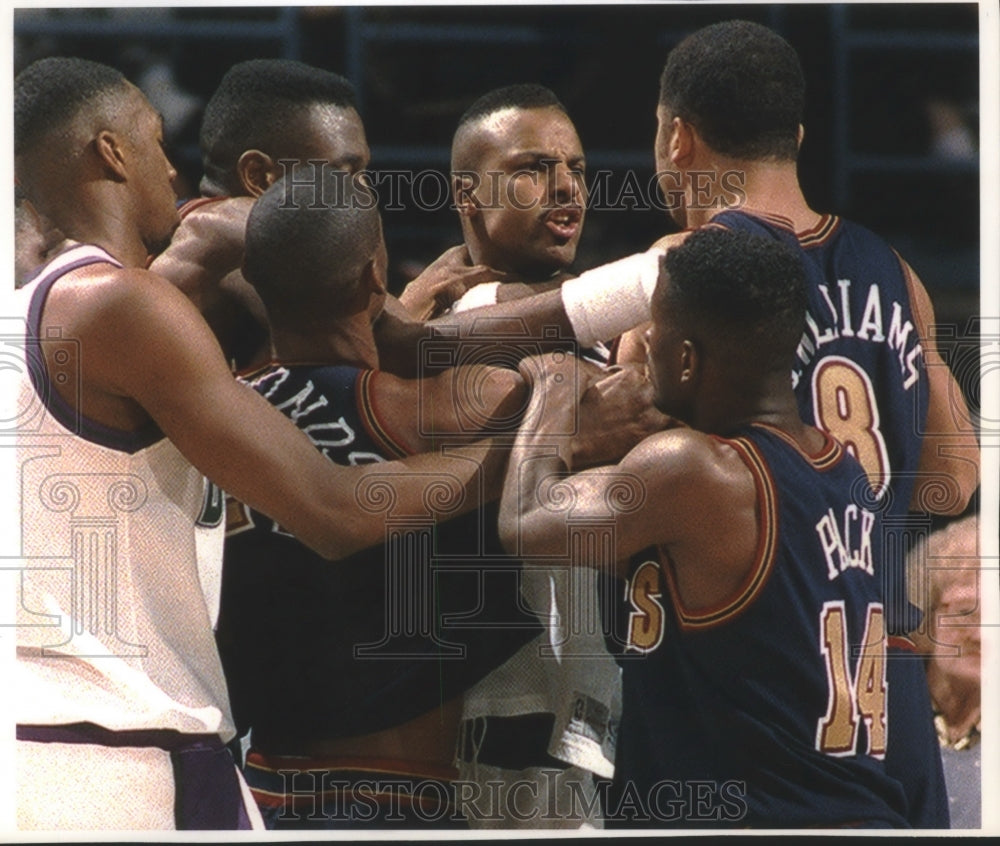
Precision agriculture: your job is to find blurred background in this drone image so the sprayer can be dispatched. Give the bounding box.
[14,3,982,408]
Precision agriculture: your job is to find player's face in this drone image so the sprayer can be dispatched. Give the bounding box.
[124,86,180,254]
[465,107,586,280]
[654,105,687,230]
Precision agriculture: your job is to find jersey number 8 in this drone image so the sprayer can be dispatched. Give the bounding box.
[811,356,891,499]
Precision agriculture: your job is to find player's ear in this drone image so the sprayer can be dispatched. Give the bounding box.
[679,338,698,384]
[797,124,805,151]
[362,255,387,296]
[93,130,129,182]
[670,117,696,169]
[452,172,480,217]
[237,150,280,197]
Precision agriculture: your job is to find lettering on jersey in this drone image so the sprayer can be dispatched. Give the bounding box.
[196,479,225,528]
[815,504,875,581]
[625,559,665,653]
[255,367,362,458]
[791,279,922,392]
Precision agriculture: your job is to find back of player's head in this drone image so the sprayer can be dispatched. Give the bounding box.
[655,227,806,369]
[14,57,129,156]
[659,20,804,161]
[452,84,568,171]
[200,59,357,193]
[244,165,382,323]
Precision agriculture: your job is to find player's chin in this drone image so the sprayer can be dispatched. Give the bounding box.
[536,240,578,272]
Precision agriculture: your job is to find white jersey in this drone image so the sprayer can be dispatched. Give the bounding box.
[453,284,620,815]
[13,245,235,739]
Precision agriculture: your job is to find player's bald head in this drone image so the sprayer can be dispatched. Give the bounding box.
[451,84,568,173]
[244,165,383,324]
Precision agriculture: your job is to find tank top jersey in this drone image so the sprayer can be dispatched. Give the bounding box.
[217,362,540,746]
[708,210,930,633]
[14,244,235,738]
[606,424,910,828]
[709,212,948,827]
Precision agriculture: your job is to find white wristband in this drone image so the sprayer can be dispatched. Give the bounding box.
[452,281,501,313]
[560,249,664,347]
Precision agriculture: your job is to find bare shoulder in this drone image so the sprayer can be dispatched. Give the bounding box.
[620,425,746,481]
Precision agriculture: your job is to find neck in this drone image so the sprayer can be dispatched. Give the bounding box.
[696,371,814,443]
[51,186,152,268]
[684,158,818,231]
[271,313,379,370]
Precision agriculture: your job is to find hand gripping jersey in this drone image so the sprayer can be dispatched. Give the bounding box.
[707,211,948,827]
[606,425,916,828]
[217,363,539,748]
[13,245,235,739]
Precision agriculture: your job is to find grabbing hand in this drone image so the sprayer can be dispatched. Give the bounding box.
[574,364,676,468]
[398,245,512,320]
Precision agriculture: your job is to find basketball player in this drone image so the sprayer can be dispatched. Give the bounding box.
[216,169,569,828]
[399,84,585,321]
[12,56,512,831]
[401,85,624,829]
[604,21,979,826]
[152,63,571,375]
[500,227,931,828]
[151,60,668,386]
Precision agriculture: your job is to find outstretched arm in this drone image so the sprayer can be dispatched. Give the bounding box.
[77,268,507,560]
[497,354,749,591]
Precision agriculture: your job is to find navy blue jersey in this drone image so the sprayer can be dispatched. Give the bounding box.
[606,425,913,828]
[708,212,948,827]
[709,211,928,523]
[217,363,540,748]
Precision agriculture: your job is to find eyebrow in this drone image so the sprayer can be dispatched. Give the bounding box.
[506,150,586,165]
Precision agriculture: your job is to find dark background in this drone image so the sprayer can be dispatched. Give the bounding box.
[14,4,981,364]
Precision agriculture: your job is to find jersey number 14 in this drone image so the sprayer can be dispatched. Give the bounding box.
[816,601,887,758]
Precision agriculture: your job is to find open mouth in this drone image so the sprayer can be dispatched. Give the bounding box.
[542,207,582,241]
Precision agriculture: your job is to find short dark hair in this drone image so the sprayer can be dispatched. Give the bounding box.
[656,227,806,368]
[457,83,567,130]
[14,57,129,156]
[244,165,381,324]
[659,20,805,161]
[452,84,570,173]
[200,60,357,194]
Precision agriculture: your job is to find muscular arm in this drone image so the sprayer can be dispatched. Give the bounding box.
[367,364,527,454]
[150,197,270,370]
[902,261,980,514]
[65,269,506,560]
[498,354,758,601]
[374,287,576,377]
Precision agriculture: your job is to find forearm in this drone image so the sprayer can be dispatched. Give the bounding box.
[498,376,577,558]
